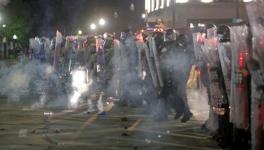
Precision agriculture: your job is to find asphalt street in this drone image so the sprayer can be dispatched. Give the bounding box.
[0,89,222,150]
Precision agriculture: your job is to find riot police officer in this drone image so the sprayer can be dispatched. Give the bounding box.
[158,29,194,122]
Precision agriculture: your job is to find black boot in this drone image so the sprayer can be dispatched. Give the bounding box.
[174,112,183,120]
[181,112,193,123]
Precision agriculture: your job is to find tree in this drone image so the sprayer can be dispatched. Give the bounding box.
[0,0,31,46]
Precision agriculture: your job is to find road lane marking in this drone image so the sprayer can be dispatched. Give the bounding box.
[52,104,87,118]
[127,119,143,132]
[80,102,115,129]
[81,113,99,129]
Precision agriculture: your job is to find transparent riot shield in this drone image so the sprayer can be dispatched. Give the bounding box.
[192,32,205,63]
[230,25,250,130]
[53,31,63,72]
[192,27,231,141]
[246,1,264,150]
[65,36,77,74]
[217,26,232,102]
[202,26,228,111]
[192,31,218,132]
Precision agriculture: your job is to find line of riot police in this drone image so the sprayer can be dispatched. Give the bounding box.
[188,1,264,149]
[28,31,116,106]
[123,28,195,122]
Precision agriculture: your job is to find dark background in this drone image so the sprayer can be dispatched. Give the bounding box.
[0,0,145,44]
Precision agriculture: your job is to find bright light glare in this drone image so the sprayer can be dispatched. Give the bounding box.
[72,70,86,87]
[166,0,170,7]
[78,30,83,35]
[243,0,253,2]
[190,23,195,28]
[155,0,160,10]
[198,23,206,27]
[145,0,151,13]
[13,34,18,40]
[175,0,189,3]
[2,24,6,28]
[142,13,146,19]
[99,18,106,26]
[201,0,213,3]
[160,0,165,9]
[70,92,81,108]
[90,23,97,30]
[69,70,89,108]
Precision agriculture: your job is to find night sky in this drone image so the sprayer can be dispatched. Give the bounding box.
[24,0,144,37]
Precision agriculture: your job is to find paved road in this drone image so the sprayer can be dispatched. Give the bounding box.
[0,91,221,150]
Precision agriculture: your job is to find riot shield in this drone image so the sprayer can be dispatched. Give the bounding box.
[141,35,162,89]
[202,26,228,111]
[148,36,164,88]
[230,25,250,130]
[193,26,231,146]
[66,36,80,74]
[246,1,264,150]
[192,30,219,132]
[217,26,232,102]
[53,31,63,72]
[192,32,205,62]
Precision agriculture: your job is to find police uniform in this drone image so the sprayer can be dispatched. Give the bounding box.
[159,32,194,122]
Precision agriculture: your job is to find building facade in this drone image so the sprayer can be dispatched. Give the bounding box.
[145,0,249,30]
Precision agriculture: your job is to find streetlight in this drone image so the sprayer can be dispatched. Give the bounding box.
[13,34,18,40]
[142,13,146,19]
[130,3,135,11]
[114,12,119,19]
[90,23,97,30]
[99,18,106,26]
[189,23,195,28]
[78,30,83,35]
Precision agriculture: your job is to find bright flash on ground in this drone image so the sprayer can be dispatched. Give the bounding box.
[69,69,89,108]
[72,70,86,87]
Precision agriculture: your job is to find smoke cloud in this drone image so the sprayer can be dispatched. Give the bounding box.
[0,60,71,109]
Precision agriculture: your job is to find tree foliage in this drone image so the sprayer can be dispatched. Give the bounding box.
[0,0,31,46]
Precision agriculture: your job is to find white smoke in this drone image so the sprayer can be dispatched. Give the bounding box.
[0,60,70,109]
